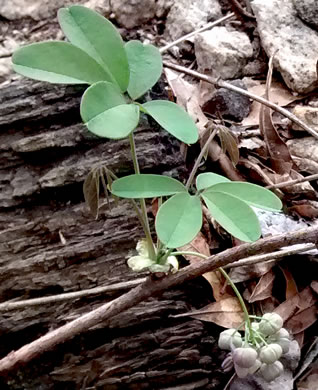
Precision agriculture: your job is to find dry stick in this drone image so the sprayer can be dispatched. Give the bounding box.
[224,243,315,269]
[162,61,318,140]
[266,173,318,190]
[0,226,318,373]
[0,278,146,312]
[159,13,235,54]
[1,243,314,312]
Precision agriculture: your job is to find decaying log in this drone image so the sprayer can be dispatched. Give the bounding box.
[0,79,227,388]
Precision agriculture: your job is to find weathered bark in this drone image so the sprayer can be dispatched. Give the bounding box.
[0,79,227,389]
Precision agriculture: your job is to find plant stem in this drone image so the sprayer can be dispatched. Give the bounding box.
[128,133,156,261]
[185,128,218,190]
[173,250,254,341]
[219,267,254,342]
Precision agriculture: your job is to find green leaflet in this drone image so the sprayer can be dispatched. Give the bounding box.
[208,182,282,212]
[12,41,111,85]
[142,100,198,144]
[111,174,187,198]
[196,172,230,191]
[155,193,202,248]
[82,104,139,139]
[202,192,261,242]
[58,5,129,91]
[125,40,162,99]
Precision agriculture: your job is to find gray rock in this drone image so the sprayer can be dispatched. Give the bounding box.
[194,27,253,79]
[164,0,222,41]
[111,0,157,29]
[251,0,318,93]
[293,0,318,30]
[202,79,251,122]
[0,0,76,20]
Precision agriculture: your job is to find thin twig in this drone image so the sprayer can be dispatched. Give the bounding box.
[162,61,318,140]
[224,243,316,269]
[159,13,235,54]
[228,0,256,20]
[0,225,318,373]
[266,173,318,190]
[0,278,146,312]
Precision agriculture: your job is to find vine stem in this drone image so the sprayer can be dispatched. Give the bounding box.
[185,128,218,190]
[219,267,254,343]
[128,133,156,261]
[173,250,254,342]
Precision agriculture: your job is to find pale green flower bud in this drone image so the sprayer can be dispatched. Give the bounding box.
[260,361,284,382]
[218,329,242,351]
[259,313,283,336]
[270,328,290,353]
[259,344,282,364]
[233,347,257,368]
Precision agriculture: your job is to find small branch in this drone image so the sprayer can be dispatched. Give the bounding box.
[224,243,316,269]
[163,61,318,140]
[0,278,146,312]
[228,0,256,20]
[0,225,318,373]
[266,173,318,190]
[159,13,235,54]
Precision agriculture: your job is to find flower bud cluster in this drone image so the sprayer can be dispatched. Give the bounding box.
[219,313,290,382]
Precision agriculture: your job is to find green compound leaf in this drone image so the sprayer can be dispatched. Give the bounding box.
[58,5,129,91]
[82,103,139,139]
[142,100,198,144]
[155,193,202,248]
[81,81,126,119]
[125,40,162,99]
[12,41,111,85]
[111,174,187,198]
[196,172,230,191]
[202,192,261,242]
[208,182,282,212]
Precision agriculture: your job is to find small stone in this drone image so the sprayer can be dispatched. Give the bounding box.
[202,80,251,122]
[195,27,253,80]
[111,0,157,29]
[164,0,222,41]
[251,0,318,93]
[291,105,318,132]
[293,0,318,30]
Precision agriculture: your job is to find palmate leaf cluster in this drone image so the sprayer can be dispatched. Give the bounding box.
[112,173,282,248]
[12,5,198,144]
[12,5,283,252]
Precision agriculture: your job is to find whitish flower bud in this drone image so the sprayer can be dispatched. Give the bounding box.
[259,344,282,364]
[260,361,284,382]
[269,328,290,354]
[218,329,242,351]
[248,359,261,375]
[234,363,249,378]
[259,313,283,336]
[251,322,259,331]
[233,347,257,368]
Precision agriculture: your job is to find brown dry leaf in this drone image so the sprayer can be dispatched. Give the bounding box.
[164,68,208,136]
[289,203,318,219]
[218,126,239,166]
[274,287,316,322]
[242,79,301,127]
[259,55,294,175]
[248,269,275,303]
[229,260,276,283]
[279,266,298,300]
[285,306,317,334]
[179,232,233,301]
[187,297,244,328]
[298,368,318,389]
